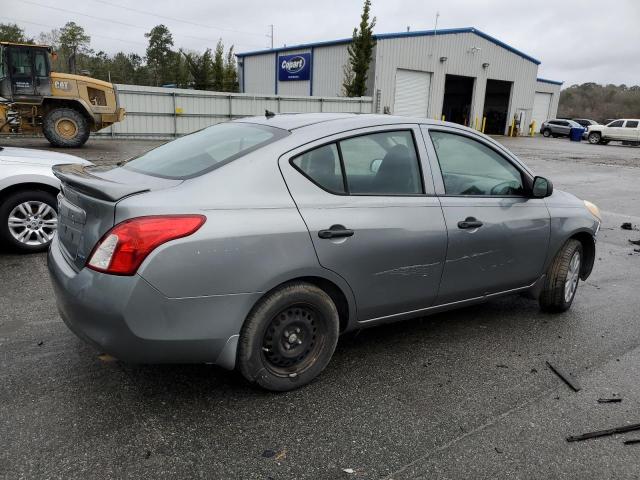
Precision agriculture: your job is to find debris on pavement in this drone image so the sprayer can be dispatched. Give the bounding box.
[342,468,355,474]
[37,341,43,346]
[567,423,640,442]
[546,361,581,392]
[620,222,634,230]
[98,353,117,362]
[144,450,152,459]
[494,447,503,454]
[623,439,640,445]
[597,398,622,403]
[629,239,640,246]
[496,364,509,369]
[261,449,276,458]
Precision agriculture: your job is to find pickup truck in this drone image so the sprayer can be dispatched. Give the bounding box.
[587,119,640,145]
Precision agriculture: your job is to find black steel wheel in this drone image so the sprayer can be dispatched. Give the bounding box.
[261,304,326,374]
[238,282,339,391]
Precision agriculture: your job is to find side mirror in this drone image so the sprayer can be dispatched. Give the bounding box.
[531,176,553,198]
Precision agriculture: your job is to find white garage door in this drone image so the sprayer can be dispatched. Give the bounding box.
[393,69,431,117]
[531,92,552,128]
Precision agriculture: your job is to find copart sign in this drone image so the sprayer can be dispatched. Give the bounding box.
[278,53,311,81]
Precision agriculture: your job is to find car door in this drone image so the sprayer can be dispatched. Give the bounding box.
[623,120,639,142]
[558,121,572,136]
[605,120,624,140]
[279,125,448,322]
[421,126,550,304]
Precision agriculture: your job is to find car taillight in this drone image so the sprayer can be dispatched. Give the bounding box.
[87,215,206,275]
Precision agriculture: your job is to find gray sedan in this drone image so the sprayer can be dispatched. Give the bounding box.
[48,113,601,391]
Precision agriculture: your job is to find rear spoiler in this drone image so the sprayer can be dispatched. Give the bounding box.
[53,164,150,202]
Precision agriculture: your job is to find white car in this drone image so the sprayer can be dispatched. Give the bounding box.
[0,146,90,253]
[587,119,640,145]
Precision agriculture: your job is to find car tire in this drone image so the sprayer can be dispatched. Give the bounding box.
[542,129,551,137]
[237,282,339,392]
[42,108,90,148]
[539,239,583,313]
[588,132,601,144]
[0,189,58,253]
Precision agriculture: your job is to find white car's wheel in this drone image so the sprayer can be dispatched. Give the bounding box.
[0,190,58,253]
[588,132,601,144]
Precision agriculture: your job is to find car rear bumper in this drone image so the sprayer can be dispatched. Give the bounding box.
[47,235,260,369]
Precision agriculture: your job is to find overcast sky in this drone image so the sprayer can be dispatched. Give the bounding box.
[6,0,640,87]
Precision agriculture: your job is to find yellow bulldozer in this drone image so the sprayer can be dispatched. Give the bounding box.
[0,42,125,147]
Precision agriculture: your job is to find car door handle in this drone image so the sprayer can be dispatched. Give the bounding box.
[318,225,354,239]
[457,217,483,229]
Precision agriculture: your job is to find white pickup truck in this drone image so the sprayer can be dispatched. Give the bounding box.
[587,119,640,145]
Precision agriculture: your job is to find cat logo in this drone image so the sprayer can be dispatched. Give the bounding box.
[54,80,71,91]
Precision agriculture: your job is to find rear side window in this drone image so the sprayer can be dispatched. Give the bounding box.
[608,120,624,127]
[340,131,422,194]
[123,122,288,179]
[291,130,423,196]
[292,144,345,194]
[625,121,639,128]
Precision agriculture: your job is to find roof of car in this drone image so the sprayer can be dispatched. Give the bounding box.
[236,112,444,131]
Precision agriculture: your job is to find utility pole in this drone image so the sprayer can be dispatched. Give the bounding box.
[434,11,440,35]
[268,24,274,49]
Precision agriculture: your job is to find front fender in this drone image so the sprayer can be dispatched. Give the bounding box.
[544,205,599,279]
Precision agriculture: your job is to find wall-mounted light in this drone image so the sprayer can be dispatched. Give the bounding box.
[482,62,490,69]
[439,56,448,63]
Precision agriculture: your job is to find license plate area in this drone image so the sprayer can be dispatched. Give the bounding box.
[57,193,86,258]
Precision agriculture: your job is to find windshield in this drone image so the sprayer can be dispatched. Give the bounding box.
[567,120,581,127]
[123,122,288,179]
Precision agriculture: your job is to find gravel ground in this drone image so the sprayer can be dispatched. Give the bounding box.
[1,134,640,479]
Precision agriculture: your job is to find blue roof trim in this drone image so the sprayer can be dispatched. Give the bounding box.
[537,77,563,86]
[237,27,541,65]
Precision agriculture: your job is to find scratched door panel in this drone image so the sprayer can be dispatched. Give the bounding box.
[436,196,550,304]
[295,198,448,321]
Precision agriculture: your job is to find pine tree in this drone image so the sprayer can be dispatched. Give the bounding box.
[343,0,376,97]
[182,48,214,90]
[145,25,174,86]
[223,45,238,92]
[59,22,90,74]
[213,40,225,91]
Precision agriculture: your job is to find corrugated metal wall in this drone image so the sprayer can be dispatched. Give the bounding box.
[312,44,351,97]
[373,32,539,134]
[242,53,274,94]
[534,80,562,121]
[102,84,372,137]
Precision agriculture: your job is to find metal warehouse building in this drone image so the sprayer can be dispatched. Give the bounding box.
[237,27,562,135]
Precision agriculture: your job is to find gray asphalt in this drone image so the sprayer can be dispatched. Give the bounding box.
[1,135,639,479]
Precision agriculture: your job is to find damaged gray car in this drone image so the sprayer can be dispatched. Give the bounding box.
[48,113,601,391]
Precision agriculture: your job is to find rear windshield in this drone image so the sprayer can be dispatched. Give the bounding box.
[123,122,288,179]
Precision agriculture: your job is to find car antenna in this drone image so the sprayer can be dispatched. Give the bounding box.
[265,109,276,118]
